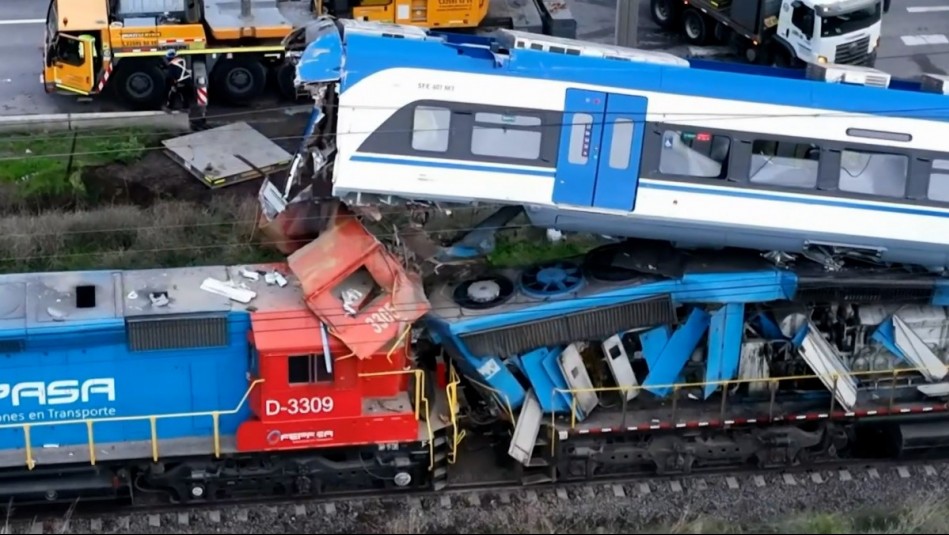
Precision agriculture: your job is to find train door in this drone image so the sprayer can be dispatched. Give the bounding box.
[552,89,647,211]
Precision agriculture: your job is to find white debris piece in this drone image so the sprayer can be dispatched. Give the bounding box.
[240,267,260,281]
[272,271,288,287]
[47,306,67,321]
[149,292,169,307]
[200,277,257,304]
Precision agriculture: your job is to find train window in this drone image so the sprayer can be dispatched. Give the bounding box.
[658,130,730,179]
[748,140,819,189]
[411,106,451,153]
[608,119,635,170]
[288,353,334,385]
[927,159,949,202]
[470,112,542,160]
[568,113,593,165]
[839,149,908,198]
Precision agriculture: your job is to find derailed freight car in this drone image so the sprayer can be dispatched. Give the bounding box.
[424,238,949,483]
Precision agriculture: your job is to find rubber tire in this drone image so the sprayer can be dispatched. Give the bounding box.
[211,57,267,106]
[681,8,710,46]
[113,62,167,110]
[276,63,299,101]
[650,0,680,30]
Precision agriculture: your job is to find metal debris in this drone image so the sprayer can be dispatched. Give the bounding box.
[200,277,257,304]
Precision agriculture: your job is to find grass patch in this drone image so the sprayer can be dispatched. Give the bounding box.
[486,231,606,268]
[0,196,283,274]
[0,128,157,201]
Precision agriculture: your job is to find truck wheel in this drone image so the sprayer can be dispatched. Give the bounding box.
[276,63,300,101]
[114,63,167,110]
[650,0,679,30]
[682,8,709,45]
[212,58,267,106]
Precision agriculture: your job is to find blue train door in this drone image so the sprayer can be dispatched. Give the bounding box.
[552,89,648,211]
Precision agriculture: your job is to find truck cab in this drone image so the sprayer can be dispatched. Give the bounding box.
[777,0,883,66]
[650,0,883,68]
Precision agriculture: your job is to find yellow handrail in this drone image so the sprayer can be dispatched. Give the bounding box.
[3,379,264,470]
[550,363,939,431]
[445,364,466,464]
[357,369,436,470]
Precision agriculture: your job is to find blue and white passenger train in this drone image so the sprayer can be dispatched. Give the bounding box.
[288,17,949,272]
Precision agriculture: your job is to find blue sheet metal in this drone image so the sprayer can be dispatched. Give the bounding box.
[643,308,711,397]
[871,317,905,361]
[934,279,949,306]
[519,346,573,414]
[750,311,785,340]
[704,303,744,399]
[295,18,345,84]
[448,270,795,338]
[640,325,670,369]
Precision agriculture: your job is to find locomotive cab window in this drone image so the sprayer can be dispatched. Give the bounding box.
[470,112,543,160]
[928,159,949,202]
[839,149,908,198]
[749,140,819,189]
[658,130,730,179]
[411,106,451,153]
[288,353,334,385]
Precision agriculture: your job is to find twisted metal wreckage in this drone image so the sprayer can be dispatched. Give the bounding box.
[241,19,949,472]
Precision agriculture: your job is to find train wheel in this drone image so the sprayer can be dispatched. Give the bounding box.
[212,57,267,106]
[650,0,679,30]
[681,8,710,45]
[114,62,167,110]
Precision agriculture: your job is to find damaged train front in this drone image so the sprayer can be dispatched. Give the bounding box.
[258,16,345,253]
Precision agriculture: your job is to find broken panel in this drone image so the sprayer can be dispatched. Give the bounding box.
[643,308,711,397]
[287,208,430,360]
[602,334,639,401]
[519,346,574,413]
[892,315,949,382]
[797,322,858,411]
[704,303,744,399]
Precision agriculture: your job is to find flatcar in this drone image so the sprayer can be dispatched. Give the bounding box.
[0,211,446,505]
[289,17,949,273]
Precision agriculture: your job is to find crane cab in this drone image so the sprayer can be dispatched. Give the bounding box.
[42,0,108,95]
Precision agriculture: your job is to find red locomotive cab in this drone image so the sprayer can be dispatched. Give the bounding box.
[286,206,431,360]
[236,307,422,452]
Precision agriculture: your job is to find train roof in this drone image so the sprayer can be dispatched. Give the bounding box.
[296,17,949,122]
[0,263,306,340]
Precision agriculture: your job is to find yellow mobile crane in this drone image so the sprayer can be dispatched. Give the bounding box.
[42,0,574,112]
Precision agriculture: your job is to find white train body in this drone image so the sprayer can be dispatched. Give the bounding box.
[294,19,949,271]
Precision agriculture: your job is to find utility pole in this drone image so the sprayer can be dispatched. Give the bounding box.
[615,0,639,47]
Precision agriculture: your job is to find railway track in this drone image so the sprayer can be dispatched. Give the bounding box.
[7,451,949,534]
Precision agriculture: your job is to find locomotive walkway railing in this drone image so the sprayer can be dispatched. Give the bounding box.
[1,379,265,470]
[549,365,941,452]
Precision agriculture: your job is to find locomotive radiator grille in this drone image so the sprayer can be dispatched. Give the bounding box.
[127,314,229,352]
[458,295,676,358]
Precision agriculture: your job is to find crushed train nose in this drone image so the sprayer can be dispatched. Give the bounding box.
[287,205,431,359]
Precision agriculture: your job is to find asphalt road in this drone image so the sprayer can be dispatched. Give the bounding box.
[567,0,949,77]
[1,0,948,116]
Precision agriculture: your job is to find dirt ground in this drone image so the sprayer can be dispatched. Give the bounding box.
[78,110,309,210]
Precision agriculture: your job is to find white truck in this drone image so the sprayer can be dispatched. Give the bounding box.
[650,0,886,67]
